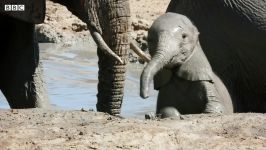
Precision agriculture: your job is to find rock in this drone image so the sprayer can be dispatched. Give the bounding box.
[145,112,157,120]
[36,24,62,43]
[131,17,150,31]
[128,53,138,63]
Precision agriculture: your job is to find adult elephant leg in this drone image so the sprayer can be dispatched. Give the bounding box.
[0,15,49,108]
[96,0,130,115]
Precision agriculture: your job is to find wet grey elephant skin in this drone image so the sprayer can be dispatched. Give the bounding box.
[166,0,266,112]
[0,0,130,116]
[140,13,233,118]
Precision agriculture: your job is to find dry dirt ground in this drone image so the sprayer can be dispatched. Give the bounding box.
[130,0,170,23]
[0,109,265,149]
[2,0,266,149]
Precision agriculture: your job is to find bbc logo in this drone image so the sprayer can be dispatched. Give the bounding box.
[4,5,25,11]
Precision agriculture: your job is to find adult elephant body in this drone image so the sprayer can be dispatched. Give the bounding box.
[0,0,130,115]
[167,0,266,112]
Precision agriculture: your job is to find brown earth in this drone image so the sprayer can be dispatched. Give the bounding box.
[130,0,170,26]
[0,109,265,149]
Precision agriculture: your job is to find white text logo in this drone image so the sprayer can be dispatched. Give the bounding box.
[4,5,25,11]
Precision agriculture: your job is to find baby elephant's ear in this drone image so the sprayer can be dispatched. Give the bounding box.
[177,26,199,64]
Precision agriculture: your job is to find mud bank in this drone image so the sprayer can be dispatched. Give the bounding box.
[0,109,265,149]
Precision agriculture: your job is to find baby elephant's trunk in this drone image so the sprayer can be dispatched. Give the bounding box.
[140,50,174,98]
[140,31,179,98]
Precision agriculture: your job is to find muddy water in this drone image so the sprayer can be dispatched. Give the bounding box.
[0,41,157,119]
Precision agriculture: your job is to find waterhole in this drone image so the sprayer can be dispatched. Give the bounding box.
[0,42,157,119]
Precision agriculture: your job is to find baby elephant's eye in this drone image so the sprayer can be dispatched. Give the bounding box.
[182,33,188,39]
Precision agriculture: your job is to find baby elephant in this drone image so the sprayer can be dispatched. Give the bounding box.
[140,13,233,118]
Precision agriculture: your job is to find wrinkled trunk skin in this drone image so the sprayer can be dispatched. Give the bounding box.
[53,0,130,115]
[96,0,130,115]
[140,56,166,99]
[141,32,177,99]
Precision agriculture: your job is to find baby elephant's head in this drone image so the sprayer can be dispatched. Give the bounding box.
[140,12,200,98]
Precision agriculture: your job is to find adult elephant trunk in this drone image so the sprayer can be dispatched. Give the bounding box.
[52,0,130,115]
[96,0,130,115]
